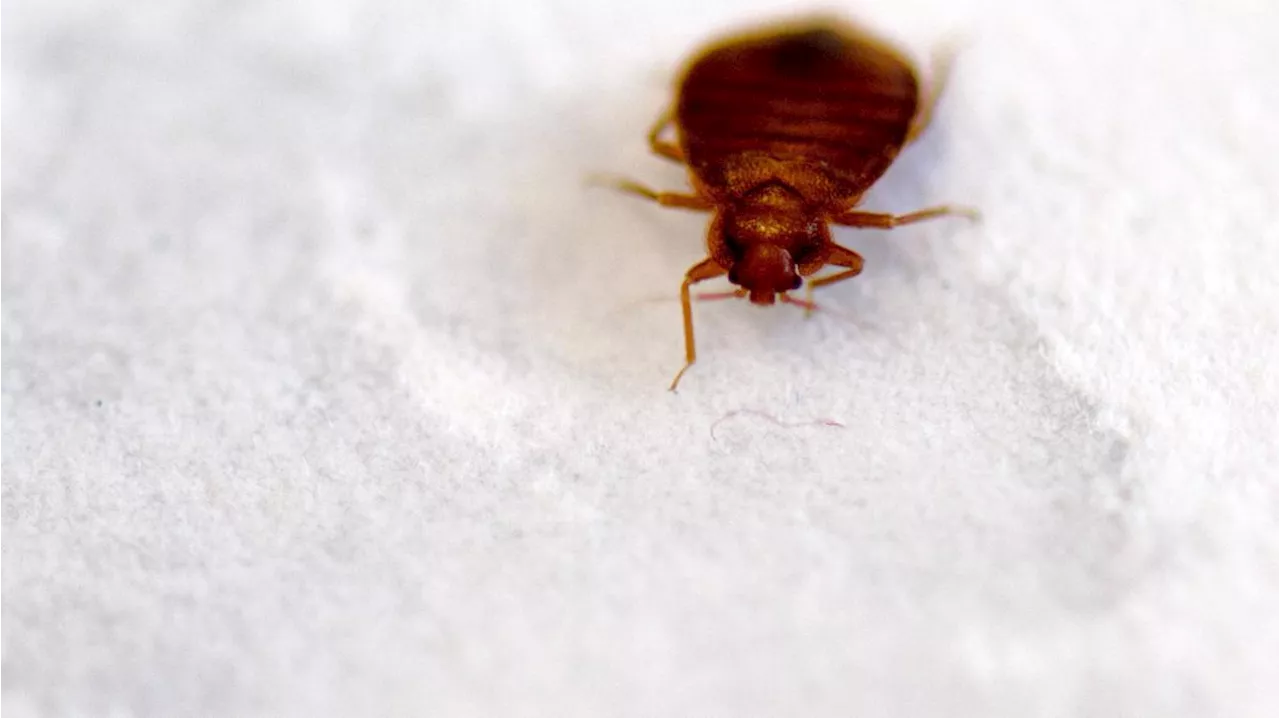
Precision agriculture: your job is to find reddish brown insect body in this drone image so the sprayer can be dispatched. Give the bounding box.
[608,17,977,389]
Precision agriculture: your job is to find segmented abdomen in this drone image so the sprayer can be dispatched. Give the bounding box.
[676,23,919,201]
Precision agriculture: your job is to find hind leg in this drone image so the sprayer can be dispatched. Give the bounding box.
[647,108,685,163]
[906,43,959,144]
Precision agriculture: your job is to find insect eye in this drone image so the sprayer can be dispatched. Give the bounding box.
[790,275,803,290]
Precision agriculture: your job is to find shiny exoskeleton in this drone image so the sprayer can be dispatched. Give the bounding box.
[609,17,977,389]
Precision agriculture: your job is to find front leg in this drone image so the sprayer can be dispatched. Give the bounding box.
[670,257,728,391]
[804,245,864,317]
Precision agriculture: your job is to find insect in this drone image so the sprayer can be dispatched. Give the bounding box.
[606,16,978,390]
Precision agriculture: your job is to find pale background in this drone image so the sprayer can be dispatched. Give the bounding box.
[3,0,1276,716]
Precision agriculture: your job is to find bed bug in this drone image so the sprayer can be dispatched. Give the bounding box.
[606,16,978,390]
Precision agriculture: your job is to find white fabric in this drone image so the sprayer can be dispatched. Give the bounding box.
[3,1,1276,715]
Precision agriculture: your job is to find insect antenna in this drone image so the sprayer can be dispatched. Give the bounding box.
[695,289,749,302]
[779,294,821,312]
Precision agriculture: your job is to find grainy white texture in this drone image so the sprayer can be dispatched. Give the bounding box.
[3,1,1276,716]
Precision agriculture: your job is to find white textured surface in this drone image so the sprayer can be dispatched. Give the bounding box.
[3,1,1276,716]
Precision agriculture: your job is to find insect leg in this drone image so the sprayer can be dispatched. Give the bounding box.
[804,245,864,317]
[906,42,959,144]
[647,108,685,163]
[832,205,979,228]
[599,176,714,212]
[671,257,728,391]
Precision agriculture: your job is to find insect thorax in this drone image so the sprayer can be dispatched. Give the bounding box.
[710,185,830,298]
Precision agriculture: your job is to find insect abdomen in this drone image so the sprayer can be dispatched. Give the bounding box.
[676,24,919,200]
